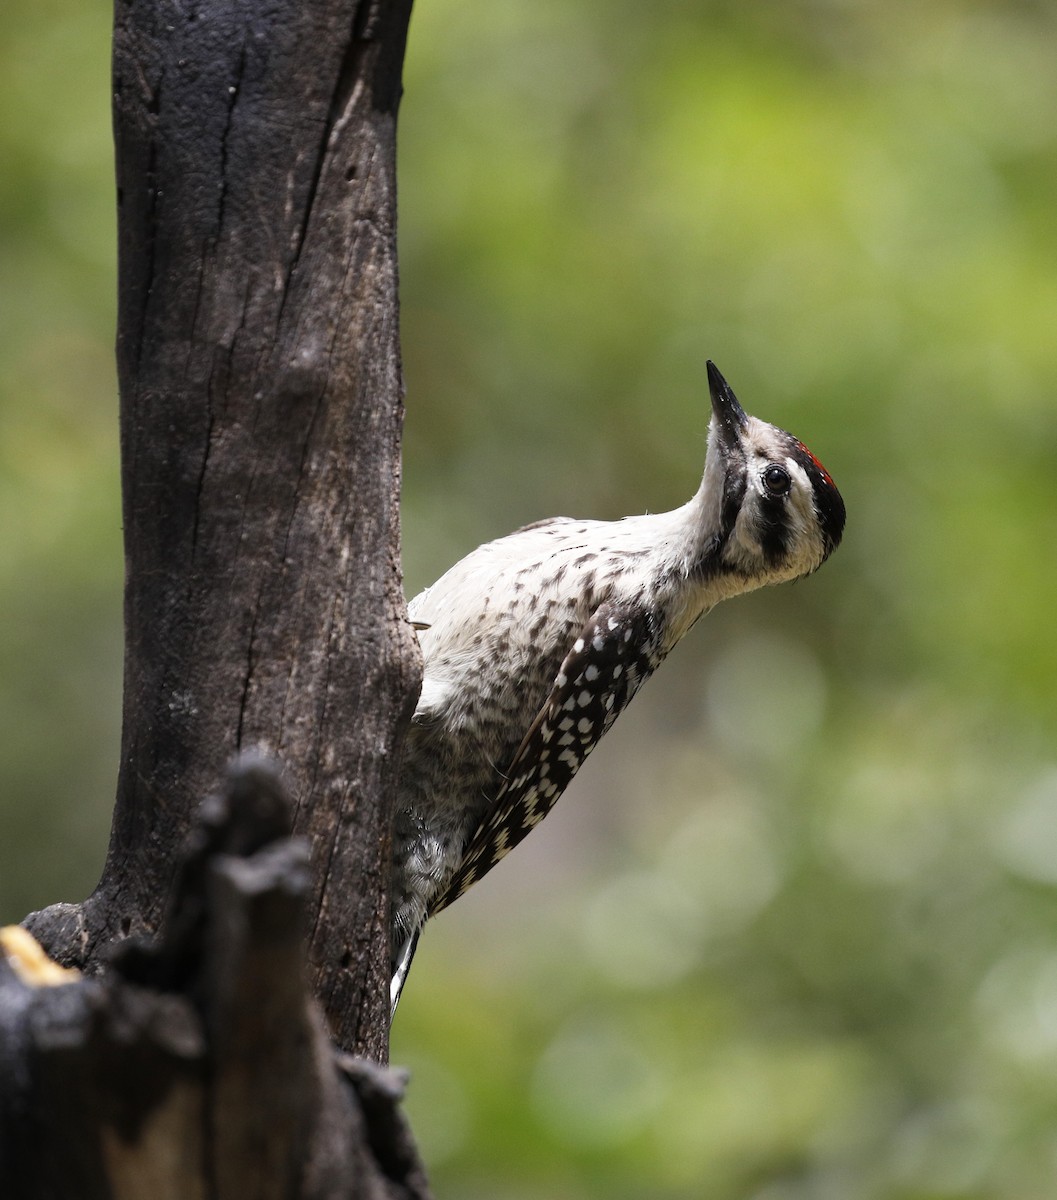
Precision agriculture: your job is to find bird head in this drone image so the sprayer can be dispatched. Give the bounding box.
[701,360,845,585]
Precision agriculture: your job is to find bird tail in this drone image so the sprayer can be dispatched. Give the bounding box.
[389,929,420,1021]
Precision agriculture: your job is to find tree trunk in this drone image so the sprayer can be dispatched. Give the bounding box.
[25,0,419,1061]
[3,762,430,1198]
[4,0,430,1194]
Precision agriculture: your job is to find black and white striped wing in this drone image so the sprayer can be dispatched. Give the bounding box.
[429,601,666,916]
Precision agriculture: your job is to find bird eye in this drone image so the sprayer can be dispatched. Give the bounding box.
[762,464,791,496]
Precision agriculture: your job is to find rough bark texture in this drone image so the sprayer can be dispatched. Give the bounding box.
[24,0,420,1064]
[2,762,431,1199]
[7,0,427,1186]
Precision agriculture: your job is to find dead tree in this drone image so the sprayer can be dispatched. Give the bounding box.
[1,0,429,1194]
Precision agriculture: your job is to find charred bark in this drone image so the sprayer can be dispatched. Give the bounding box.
[24,0,420,1063]
[4,0,432,1192]
[3,762,430,1199]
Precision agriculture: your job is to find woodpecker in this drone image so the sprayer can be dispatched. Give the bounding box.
[391,361,844,1012]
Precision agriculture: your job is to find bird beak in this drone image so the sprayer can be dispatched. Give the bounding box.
[707,360,749,451]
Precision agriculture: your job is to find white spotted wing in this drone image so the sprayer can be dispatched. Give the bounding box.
[429,601,666,916]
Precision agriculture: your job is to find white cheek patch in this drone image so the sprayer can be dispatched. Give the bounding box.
[781,456,826,572]
[783,458,816,520]
[783,458,818,521]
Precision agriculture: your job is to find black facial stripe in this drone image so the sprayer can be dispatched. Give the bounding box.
[719,460,746,541]
[691,533,730,581]
[698,466,746,571]
[814,477,846,555]
[755,495,789,565]
[690,464,747,581]
[790,456,845,556]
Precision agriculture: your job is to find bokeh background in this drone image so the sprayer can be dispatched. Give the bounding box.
[3,1,1057,1196]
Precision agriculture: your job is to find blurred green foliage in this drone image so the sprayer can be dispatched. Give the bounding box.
[3,0,1057,1196]
[0,0,121,912]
